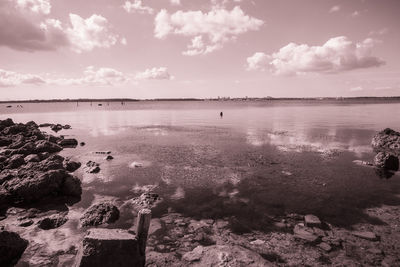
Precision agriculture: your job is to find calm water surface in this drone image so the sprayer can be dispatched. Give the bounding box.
[2,100,400,234]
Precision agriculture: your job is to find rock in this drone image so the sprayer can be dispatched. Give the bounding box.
[63,160,81,172]
[80,202,120,227]
[50,124,63,132]
[351,231,379,241]
[85,161,100,173]
[19,220,34,227]
[129,161,143,168]
[80,142,86,146]
[61,174,82,197]
[318,242,332,252]
[0,231,28,266]
[75,228,143,267]
[39,123,52,127]
[149,219,163,235]
[0,118,15,128]
[38,152,50,160]
[37,213,68,230]
[0,136,12,146]
[6,154,25,169]
[373,152,399,171]
[24,154,40,163]
[132,192,161,210]
[62,124,71,129]
[304,214,321,227]
[250,239,265,246]
[58,138,78,147]
[104,155,113,160]
[182,245,268,266]
[293,224,319,243]
[35,140,63,153]
[372,128,400,156]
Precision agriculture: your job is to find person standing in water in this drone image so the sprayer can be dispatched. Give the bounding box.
[220,111,223,118]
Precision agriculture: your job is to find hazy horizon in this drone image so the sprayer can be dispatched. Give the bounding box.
[1,0,400,100]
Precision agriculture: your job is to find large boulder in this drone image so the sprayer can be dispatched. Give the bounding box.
[80,202,119,227]
[0,231,28,266]
[63,160,81,172]
[373,152,399,171]
[6,154,25,169]
[0,118,15,128]
[75,229,143,267]
[372,128,400,156]
[37,213,68,230]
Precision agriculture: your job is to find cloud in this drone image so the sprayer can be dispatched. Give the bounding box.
[0,69,46,87]
[0,1,122,52]
[329,5,340,13]
[368,28,388,36]
[135,67,172,80]
[350,86,363,91]
[246,36,385,75]
[123,1,154,14]
[154,6,263,55]
[14,0,51,14]
[170,0,181,6]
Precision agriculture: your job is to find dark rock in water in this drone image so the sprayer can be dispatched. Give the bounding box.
[63,159,81,172]
[373,152,399,171]
[38,213,68,230]
[80,142,86,146]
[75,228,143,267]
[0,231,28,266]
[58,138,78,147]
[80,202,120,227]
[85,161,100,173]
[104,155,113,160]
[304,214,321,227]
[39,123,52,127]
[24,154,41,163]
[62,124,71,129]
[0,118,15,128]
[35,140,63,153]
[61,174,82,197]
[374,168,395,179]
[50,124,63,132]
[372,128,400,156]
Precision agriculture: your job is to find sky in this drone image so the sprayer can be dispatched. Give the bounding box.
[0,0,399,100]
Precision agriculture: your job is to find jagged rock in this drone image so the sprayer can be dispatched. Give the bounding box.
[50,124,63,132]
[35,140,63,153]
[75,229,143,267]
[0,231,28,266]
[182,245,268,266]
[37,213,68,230]
[304,214,321,227]
[85,161,100,173]
[104,155,113,160]
[352,231,379,241]
[373,152,399,171]
[0,136,12,146]
[132,192,162,210]
[6,154,25,169]
[62,125,71,129]
[58,138,78,147]
[24,154,40,163]
[0,118,15,128]
[80,202,120,227]
[63,159,81,172]
[372,128,400,156]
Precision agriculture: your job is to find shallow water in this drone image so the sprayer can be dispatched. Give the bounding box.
[2,100,400,258]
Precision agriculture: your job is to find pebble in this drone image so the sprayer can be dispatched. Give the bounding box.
[318,242,332,252]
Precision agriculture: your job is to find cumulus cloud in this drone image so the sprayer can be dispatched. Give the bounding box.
[135,67,172,80]
[350,86,363,91]
[123,1,154,14]
[170,0,181,6]
[329,5,340,13]
[14,0,51,14]
[246,36,385,75]
[0,69,46,87]
[154,6,263,55]
[0,1,122,52]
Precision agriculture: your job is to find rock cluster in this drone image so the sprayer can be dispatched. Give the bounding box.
[0,118,82,206]
[39,123,71,132]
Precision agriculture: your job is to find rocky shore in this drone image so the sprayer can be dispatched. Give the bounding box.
[1,119,400,266]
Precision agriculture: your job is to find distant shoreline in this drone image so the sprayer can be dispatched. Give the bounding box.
[1,96,400,104]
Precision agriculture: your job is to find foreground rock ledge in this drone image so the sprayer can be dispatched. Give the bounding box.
[75,228,144,267]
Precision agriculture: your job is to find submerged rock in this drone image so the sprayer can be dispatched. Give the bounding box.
[0,231,28,266]
[80,202,120,227]
[75,228,143,267]
[37,213,68,230]
[372,128,400,156]
[58,138,78,148]
[85,161,100,173]
[373,152,399,171]
[63,159,81,172]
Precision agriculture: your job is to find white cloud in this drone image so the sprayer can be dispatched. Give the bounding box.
[329,5,340,13]
[135,67,172,80]
[350,86,363,91]
[351,11,360,17]
[170,0,181,6]
[14,0,51,15]
[246,36,385,76]
[123,1,154,14]
[0,69,46,87]
[154,6,263,55]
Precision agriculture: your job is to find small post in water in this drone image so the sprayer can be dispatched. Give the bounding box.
[136,208,152,256]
